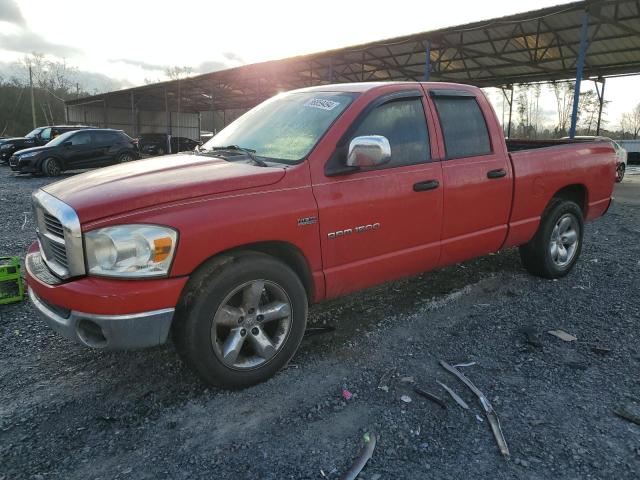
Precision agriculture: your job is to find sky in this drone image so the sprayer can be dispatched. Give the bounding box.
[0,0,639,128]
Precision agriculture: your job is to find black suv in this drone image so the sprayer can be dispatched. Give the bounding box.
[0,125,90,163]
[10,129,140,176]
[139,134,199,156]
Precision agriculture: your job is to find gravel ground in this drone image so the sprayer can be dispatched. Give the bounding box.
[1,166,639,480]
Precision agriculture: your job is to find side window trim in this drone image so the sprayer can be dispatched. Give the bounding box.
[430,93,493,160]
[325,91,431,176]
[336,90,424,148]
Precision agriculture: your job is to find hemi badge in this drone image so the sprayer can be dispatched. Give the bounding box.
[298,216,318,226]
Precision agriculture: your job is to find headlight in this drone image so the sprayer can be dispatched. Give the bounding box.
[85,225,178,278]
[19,151,39,159]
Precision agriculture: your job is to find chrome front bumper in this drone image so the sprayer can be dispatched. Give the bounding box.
[29,288,174,349]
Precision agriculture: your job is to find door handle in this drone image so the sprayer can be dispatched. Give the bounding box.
[413,179,440,192]
[487,168,507,179]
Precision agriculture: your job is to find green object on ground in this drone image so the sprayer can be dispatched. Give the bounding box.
[0,256,25,305]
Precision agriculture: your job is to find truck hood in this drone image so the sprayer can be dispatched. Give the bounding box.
[43,154,287,223]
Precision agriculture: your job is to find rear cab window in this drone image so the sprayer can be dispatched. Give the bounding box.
[431,92,492,159]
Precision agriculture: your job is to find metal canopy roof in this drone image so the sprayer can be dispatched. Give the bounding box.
[67,0,640,113]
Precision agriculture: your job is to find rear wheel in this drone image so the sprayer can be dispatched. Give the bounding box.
[616,163,625,182]
[41,157,61,177]
[172,252,308,389]
[156,147,165,156]
[519,200,583,279]
[117,152,133,163]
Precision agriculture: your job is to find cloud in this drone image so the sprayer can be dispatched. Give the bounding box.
[110,58,168,72]
[0,30,80,57]
[0,0,25,26]
[222,51,244,63]
[194,60,230,74]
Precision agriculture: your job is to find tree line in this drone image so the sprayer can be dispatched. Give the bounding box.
[494,82,640,140]
[0,54,96,137]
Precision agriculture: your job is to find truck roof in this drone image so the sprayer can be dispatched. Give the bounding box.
[290,81,480,94]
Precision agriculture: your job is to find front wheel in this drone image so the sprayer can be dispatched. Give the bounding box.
[173,252,308,389]
[616,163,625,183]
[41,157,61,177]
[519,200,584,279]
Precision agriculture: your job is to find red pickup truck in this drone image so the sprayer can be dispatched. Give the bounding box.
[26,82,616,388]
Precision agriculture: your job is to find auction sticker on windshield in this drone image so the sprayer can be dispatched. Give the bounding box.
[304,98,340,111]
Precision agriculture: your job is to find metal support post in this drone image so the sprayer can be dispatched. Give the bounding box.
[569,10,590,138]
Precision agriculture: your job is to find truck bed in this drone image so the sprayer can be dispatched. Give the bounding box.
[503,140,616,249]
[506,138,583,152]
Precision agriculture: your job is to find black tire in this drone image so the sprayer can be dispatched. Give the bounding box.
[519,199,584,279]
[41,157,61,177]
[616,163,625,183]
[156,147,165,156]
[117,152,134,163]
[172,252,308,389]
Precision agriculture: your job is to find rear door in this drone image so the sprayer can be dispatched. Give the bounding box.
[426,88,513,266]
[312,88,444,298]
[93,131,119,165]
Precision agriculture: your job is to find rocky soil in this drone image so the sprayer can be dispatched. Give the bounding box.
[1,167,639,480]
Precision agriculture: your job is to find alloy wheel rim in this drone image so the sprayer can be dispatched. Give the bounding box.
[210,279,292,370]
[48,161,60,175]
[120,154,131,163]
[549,214,579,267]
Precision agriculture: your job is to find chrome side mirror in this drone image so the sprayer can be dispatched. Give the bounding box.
[347,135,391,168]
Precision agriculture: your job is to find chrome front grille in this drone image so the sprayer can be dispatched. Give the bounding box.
[32,190,85,279]
[44,213,65,237]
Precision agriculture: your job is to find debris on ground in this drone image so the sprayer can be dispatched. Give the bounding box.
[591,346,611,355]
[548,330,577,342]
[613,407,640,427]
[400,376,415,384]
[440,360,510,457]
[339,432,377,480]
[342,388,353,401]
[304,326,336,337]
[377,368,395,392]
[453,361,477,368]
[400,395,412,403]
[413,387,447,409]
[436,381,470,410]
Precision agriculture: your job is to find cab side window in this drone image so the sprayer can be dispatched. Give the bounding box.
[94,131,118,144]
[70,131,92,146]
[40,128,52,142]
[351,98,430,168]
[432,96,492,159]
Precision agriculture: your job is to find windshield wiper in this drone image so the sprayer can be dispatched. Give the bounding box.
[203,145,267,167]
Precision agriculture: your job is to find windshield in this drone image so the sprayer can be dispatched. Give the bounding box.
[46,130,76,146]
[202,91,357,163]
[25,128,44,139]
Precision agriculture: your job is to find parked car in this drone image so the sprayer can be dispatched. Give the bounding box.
[618,139,640,164]
[139,134,199,156]
[0,125,89,163]
[10,128,140,176]
[562,136,627,182]
[25,82,616,389]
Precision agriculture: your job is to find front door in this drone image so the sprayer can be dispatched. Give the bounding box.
[63,131,98,169]
[312,90,443,299]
